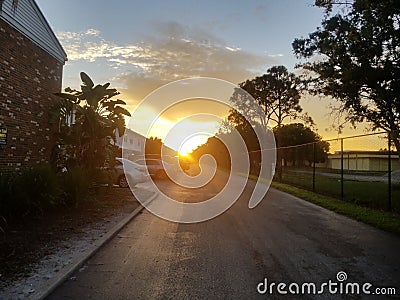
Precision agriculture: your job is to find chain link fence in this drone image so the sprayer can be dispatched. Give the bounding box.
[275,132,400,212]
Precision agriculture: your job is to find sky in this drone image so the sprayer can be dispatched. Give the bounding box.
[35,0,378,152]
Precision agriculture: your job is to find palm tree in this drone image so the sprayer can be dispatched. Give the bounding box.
[49,72,131,169]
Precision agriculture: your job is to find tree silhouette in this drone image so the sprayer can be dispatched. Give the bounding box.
[274,123,329,167]
[229,66,313,178]
[49,72,130,169]
[293,0,400,163]
[193,136,231,171]
[231,66,311,131]
[145,137,162,158]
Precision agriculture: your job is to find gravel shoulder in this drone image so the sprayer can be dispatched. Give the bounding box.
[0,187,140,299]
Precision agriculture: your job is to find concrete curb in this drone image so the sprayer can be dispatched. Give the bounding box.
[29,192,157,300]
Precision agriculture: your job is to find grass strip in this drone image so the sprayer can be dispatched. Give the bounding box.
[269,181,400,235]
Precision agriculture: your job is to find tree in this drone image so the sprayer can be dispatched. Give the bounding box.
[225,109,260,150]
[229,66,313,178]
[223,109,261,175]
[191,135,231,171]
[145,137,162,157]
[314,0,354,14]
[49,72,131,169]
[293,0,400,162]
[273,123,330,167]
[231,66,312,132]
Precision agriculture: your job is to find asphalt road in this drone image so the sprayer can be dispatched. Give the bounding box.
[47,173,400,299]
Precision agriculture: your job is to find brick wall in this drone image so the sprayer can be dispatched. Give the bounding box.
[0,18,63,172]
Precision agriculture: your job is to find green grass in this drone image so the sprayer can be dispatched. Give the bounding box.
[285,166,387,176]
[270,181,400,235]
[281,171,400,212]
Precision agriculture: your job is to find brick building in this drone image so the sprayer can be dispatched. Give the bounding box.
[0,0,67,171]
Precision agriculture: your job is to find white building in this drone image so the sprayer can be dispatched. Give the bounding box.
[113,128,146,157]
[327,151,399,172]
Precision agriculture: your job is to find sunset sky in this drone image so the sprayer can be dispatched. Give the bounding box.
[36,0,379,152]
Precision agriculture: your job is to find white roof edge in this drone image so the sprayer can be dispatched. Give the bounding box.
[32,0,67,63]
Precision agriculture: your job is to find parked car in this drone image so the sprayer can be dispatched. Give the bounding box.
[134,158,176,179]
[113,157,149,188]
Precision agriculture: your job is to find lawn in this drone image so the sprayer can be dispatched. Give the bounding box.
[281,170,400,212]
[271,182,400,235]
[236,172,400,235]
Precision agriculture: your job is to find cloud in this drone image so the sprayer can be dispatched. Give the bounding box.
[57,22,278,102]
[57,30,145,63]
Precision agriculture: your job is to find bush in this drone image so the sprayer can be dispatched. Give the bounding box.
[59,166,111,206]
[59,166,94,207]
[0,164,111,219]
[0,165,62,217]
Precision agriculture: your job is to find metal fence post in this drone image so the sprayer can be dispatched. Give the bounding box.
[278,147,282,182]
[341,138,344,199]
[312,142,316,192]
[388,132,392,211]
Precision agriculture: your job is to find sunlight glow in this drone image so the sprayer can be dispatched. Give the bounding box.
[179,135,209,156]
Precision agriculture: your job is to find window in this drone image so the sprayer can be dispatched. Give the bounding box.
[65,105,76,126]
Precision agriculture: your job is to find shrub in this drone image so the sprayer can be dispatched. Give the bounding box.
[59,166,94,207]
[59,166,111,206]
[0,165,62,217]
[0,164,111,219]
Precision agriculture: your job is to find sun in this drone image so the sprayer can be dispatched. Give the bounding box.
[178,134,209,157]
[178,149,189,157]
